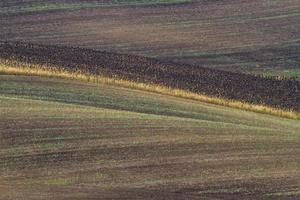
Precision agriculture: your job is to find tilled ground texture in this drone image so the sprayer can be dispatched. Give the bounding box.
[0,75,300,200]
[1,41,300,112]
[1,0,300,76]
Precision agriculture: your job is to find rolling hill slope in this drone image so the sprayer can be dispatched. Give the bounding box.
[1,0,300,77]
[1,74,300,200]
[1,41,300,114]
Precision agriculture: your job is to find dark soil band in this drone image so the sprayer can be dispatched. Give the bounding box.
[1,41,299,112]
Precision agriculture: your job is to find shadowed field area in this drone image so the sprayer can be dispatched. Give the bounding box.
[1,0,300,77]
[1,75,300,199]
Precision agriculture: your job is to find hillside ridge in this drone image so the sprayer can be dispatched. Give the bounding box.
[0,41,299,112]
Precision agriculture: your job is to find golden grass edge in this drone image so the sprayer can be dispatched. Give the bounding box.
[0,60,299,120]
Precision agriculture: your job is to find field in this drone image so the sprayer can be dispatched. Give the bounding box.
[1,74,300,199]
[1,1,300,199]
[1,0,300,77]
[1,42,300,114]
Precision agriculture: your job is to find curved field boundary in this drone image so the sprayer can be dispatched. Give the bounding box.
[1,59,299,120]
[0,41,299,119]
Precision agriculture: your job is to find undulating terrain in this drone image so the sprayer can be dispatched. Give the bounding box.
[1,42,300,113]
[1,74,300,200]
[1,1,300,199]
[1,0,300,77]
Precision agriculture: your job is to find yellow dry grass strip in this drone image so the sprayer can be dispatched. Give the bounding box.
[0,59,299,120]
